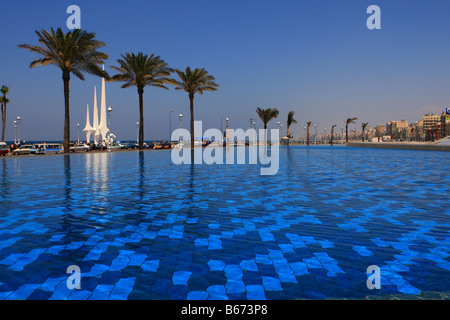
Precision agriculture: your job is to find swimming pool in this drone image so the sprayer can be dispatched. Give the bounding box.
[0,146,449,300]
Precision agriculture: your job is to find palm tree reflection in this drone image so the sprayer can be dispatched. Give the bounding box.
[63,154,72,212]
[0,158,9,207]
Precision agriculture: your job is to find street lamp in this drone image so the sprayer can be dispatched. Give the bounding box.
[324,128,327,144]
[136,122,139,144]
[13,120,17,144]
[16,116,21,144]
[314,123,317,145]
[77,123,80,144]
[250,118,254,145]
[107,106,113,131]
[169,110,174,142]
[179,114,183,142]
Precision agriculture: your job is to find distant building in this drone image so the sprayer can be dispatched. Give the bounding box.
[442,110,450,138]
[386,120,409,141]
[422,113,442,141]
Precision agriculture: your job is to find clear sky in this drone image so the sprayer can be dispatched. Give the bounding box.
[1,0,450,142]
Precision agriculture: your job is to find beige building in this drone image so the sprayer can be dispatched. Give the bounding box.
[386,120,410,141]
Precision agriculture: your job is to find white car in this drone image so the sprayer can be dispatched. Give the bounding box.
[70,144,91,152]
[12,145,37,155]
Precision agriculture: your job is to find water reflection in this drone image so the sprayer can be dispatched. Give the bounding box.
[63,155,72,213]
[85,152,111,210]
[137,151,146,215]
[0,158,9,207]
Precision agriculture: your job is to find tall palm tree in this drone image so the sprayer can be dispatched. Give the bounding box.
[306,121,311,146]
[330,124,336,146]
[256,107,279,144]
[286,111,297,138]
[345,117,357,143]
[0,86,10,142]
[18,28,109,153]
[361,122,369,142]
[172,67,219,150]
[109,52,174,150]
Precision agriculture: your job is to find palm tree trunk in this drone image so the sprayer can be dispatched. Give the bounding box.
[306,126,310,146]
[138,89,144,150]
[330,127,334,146]
[345,124,349,143]
[1,103,5,142]
[189,94,195,151]
[63,73,70,153]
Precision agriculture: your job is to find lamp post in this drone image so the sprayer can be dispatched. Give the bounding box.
[13,120,17,144]
[107,106,113,132]
[324,128,327,144]
[179,114,183,142]
[226,117,229,145]
[169,110,174,142]
[250,118,254,145]
[314,123,317,145]
[221,115,225,140]
[16,116,21,144]
[136,122,139,145]
[77,123,80,144]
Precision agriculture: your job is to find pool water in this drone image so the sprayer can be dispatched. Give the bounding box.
[0,146,449,300]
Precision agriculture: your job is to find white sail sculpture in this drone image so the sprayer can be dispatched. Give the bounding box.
[83,103,95,143]
[97,64,109,142]
[92,86,100,144]
[84,67,110,145]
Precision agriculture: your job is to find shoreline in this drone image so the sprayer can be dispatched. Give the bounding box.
[347,142,450,152]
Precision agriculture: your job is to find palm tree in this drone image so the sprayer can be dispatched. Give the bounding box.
[361,122,369,142]
[286,111,297,138]
[109,52,174,150]
[345,117,357,143]
[330,124,336,146]
[0,86,10,142]
[306,121,311,146]
[172,67,219,150]
[256,107,279,144]
[18,28,109,153]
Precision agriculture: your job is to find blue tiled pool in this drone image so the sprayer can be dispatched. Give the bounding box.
[0,146,449,300]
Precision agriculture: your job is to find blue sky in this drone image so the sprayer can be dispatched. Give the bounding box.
[1,0,450,141]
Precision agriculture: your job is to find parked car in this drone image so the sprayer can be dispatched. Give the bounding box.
[70,143,91,152]
[154,141,172,149]
[30,143,63,154]
[12,145,37,155]
[120,142,134,149]
[0,142,9,156]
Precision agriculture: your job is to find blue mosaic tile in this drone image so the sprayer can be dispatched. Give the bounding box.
[186,291,209,300]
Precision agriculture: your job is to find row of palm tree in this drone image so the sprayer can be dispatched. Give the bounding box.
[17,27,369,151]
[18,27,219,153]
